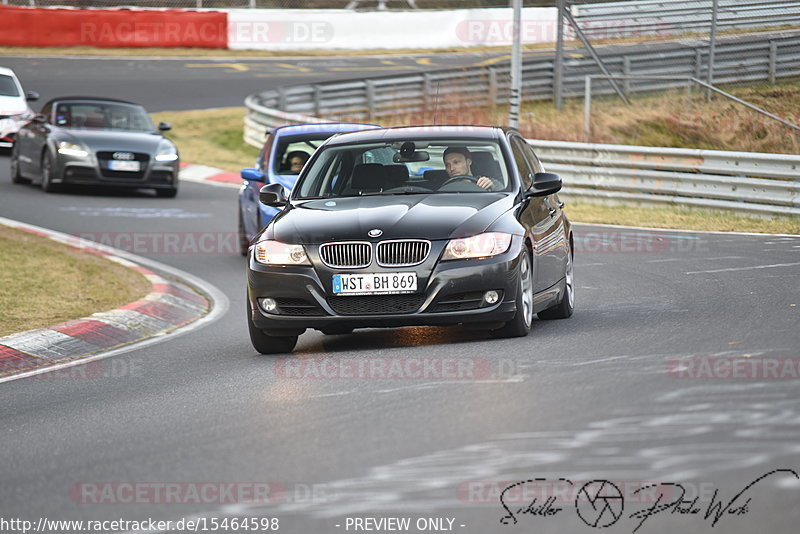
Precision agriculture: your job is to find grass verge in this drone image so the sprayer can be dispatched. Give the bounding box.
[0,225,152,338]
[566,201,800,235]
[152,107,260,174]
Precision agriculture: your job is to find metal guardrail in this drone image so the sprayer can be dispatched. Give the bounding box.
[246,30,800,135]
[572,0,800,38]
[242,98,800,217]
[529,140,800,217]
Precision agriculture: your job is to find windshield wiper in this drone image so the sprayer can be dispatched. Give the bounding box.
[361,190,430,196]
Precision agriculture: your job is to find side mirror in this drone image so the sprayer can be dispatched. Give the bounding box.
[33,113,46,123]
[525,172,562,198]
[25,91,40,102]
[158,121,171,131]
[241,168,265,183]
[259,183,288,207]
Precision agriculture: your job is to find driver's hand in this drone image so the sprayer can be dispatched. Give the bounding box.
[476,176,493,190]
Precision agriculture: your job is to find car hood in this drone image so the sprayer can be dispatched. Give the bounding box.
[269,193,516,244]
[61,129,164,152]
[0,95,27,116]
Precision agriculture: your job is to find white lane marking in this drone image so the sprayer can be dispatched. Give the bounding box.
[573,222,800,238]
[0,217,229,385]
[647,258,681,263]
[59,207,213,219]
[685,262,800,275]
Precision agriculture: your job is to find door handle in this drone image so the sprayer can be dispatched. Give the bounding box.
[548,208,556,217]
[558,201,565,209]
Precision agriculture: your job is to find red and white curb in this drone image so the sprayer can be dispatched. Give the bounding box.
[0,217,229,383]
[179,162,242,189]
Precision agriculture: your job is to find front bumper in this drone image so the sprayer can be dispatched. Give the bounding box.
[247,237,525,334]
[52,154,179,189]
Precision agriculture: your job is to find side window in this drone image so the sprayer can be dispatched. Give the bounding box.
[509,136,534,189]
[522,141,545,174]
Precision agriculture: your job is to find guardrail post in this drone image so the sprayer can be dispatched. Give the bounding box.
[277,88,287,111]
[365,80,376,122]
[769,40,778,84]
[584,77,592,143]
[488,67,498,107]
[313,85,322,117]
[623,56,631,98]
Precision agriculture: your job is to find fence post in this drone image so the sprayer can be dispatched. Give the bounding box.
[623,56,631,98]
[196,0,202,8]
[694,48,703,79]
[769,40,778,84]
[583,76,592,143]
[554,0,566,109]
[707,0,719,101]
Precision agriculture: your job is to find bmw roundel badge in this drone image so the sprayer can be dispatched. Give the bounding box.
[368,229,383,238]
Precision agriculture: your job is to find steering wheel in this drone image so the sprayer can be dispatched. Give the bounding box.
[440,174,479,188]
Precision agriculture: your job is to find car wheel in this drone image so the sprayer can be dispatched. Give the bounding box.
[10,144,29,184]
[40,151,60,193]
[156,187,178,198]
[238,210,249,257]
[538,242,574,320]
[247,299,298,354]
[492,249,534,338]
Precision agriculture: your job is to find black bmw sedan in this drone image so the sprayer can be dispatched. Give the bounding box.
[10,97,179,197]
[247,126,574,353]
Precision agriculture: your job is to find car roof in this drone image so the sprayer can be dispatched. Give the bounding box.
[44,96,144,107]
[272,122,379,136]
[324,125,504,146]
[0,66,19,77]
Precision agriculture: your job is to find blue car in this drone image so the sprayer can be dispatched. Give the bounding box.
[238,122,378,255]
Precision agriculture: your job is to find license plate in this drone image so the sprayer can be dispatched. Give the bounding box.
[332,272,417,295]
[109,160,140,172]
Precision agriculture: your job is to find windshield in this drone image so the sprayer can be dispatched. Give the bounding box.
[296,139,510,199]
[0,74,21,97]
[53,102,154,131]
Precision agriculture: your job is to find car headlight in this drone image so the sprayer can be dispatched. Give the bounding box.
[254,240,310,266]
[442,232,512,261]
[155,142,178,162]
[56,141,89,158]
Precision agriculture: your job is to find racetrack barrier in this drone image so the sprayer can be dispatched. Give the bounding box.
[0,5,227,48]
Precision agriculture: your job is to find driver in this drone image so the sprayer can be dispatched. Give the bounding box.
[442,147,497,190]
[284,150,310,173]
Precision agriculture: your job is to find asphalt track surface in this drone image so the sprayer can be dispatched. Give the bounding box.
[1,53,800,534]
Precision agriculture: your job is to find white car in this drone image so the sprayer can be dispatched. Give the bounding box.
[0,66,39,148]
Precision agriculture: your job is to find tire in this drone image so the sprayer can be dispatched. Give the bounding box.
[538,241,574,320]
[156,187,178,198]
[238,210,249,257]
[491,249,534,338]
[10,144,29,184]
[40,151,60,193]
[247,299,298,354]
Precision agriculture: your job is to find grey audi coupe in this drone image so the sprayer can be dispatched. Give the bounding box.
[10,96,179,197]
